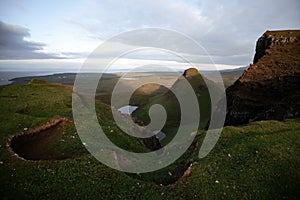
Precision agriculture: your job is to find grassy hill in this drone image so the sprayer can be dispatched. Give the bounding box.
[0,80,299,199]
[131,68,212,145]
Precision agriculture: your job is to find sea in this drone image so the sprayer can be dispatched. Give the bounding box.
[0,71,68,85]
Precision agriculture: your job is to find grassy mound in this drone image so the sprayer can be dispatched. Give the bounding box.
[132,68,212,145]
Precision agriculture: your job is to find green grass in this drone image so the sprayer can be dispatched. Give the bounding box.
[131,72,213,146]
[176,119,300,199]
[0,81,299,199]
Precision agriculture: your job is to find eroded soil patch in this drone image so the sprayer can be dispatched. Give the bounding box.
[8,118,72,160]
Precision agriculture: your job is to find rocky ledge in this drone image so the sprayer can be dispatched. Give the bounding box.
[225,30,300,125]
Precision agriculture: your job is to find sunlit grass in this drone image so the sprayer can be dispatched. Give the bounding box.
[0,82,299,199]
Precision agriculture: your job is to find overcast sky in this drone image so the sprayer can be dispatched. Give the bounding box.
[0,0,299,71]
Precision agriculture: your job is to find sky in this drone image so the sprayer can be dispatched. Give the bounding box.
[0,0,299,72]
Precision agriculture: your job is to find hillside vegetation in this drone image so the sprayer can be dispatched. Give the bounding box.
[131,68,212,145]
[0,81,299,199]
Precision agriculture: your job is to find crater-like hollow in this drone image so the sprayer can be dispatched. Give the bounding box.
[9,118,71,161]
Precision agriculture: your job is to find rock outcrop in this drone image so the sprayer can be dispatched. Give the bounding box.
[226,30,300,125]
[182,68,200,77]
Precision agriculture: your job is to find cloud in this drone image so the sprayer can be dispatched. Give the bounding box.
[65,0,300,65]
[3,0,299,67]
[0,21,64,59]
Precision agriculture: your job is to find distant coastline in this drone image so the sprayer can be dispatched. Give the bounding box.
[0,71,73,85]
[0,66,247,86]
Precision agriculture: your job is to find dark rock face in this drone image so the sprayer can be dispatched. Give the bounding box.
[226,30,300,125]
[254,31,298,63]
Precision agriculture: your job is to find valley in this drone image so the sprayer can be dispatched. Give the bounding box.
[0,30,299,199]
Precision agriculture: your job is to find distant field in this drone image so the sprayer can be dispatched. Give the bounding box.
[8,68,243,89]
[6,69,243,109]
[0,80,299,199]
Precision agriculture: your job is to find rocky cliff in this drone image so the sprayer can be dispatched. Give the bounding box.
[225,30,300,125]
